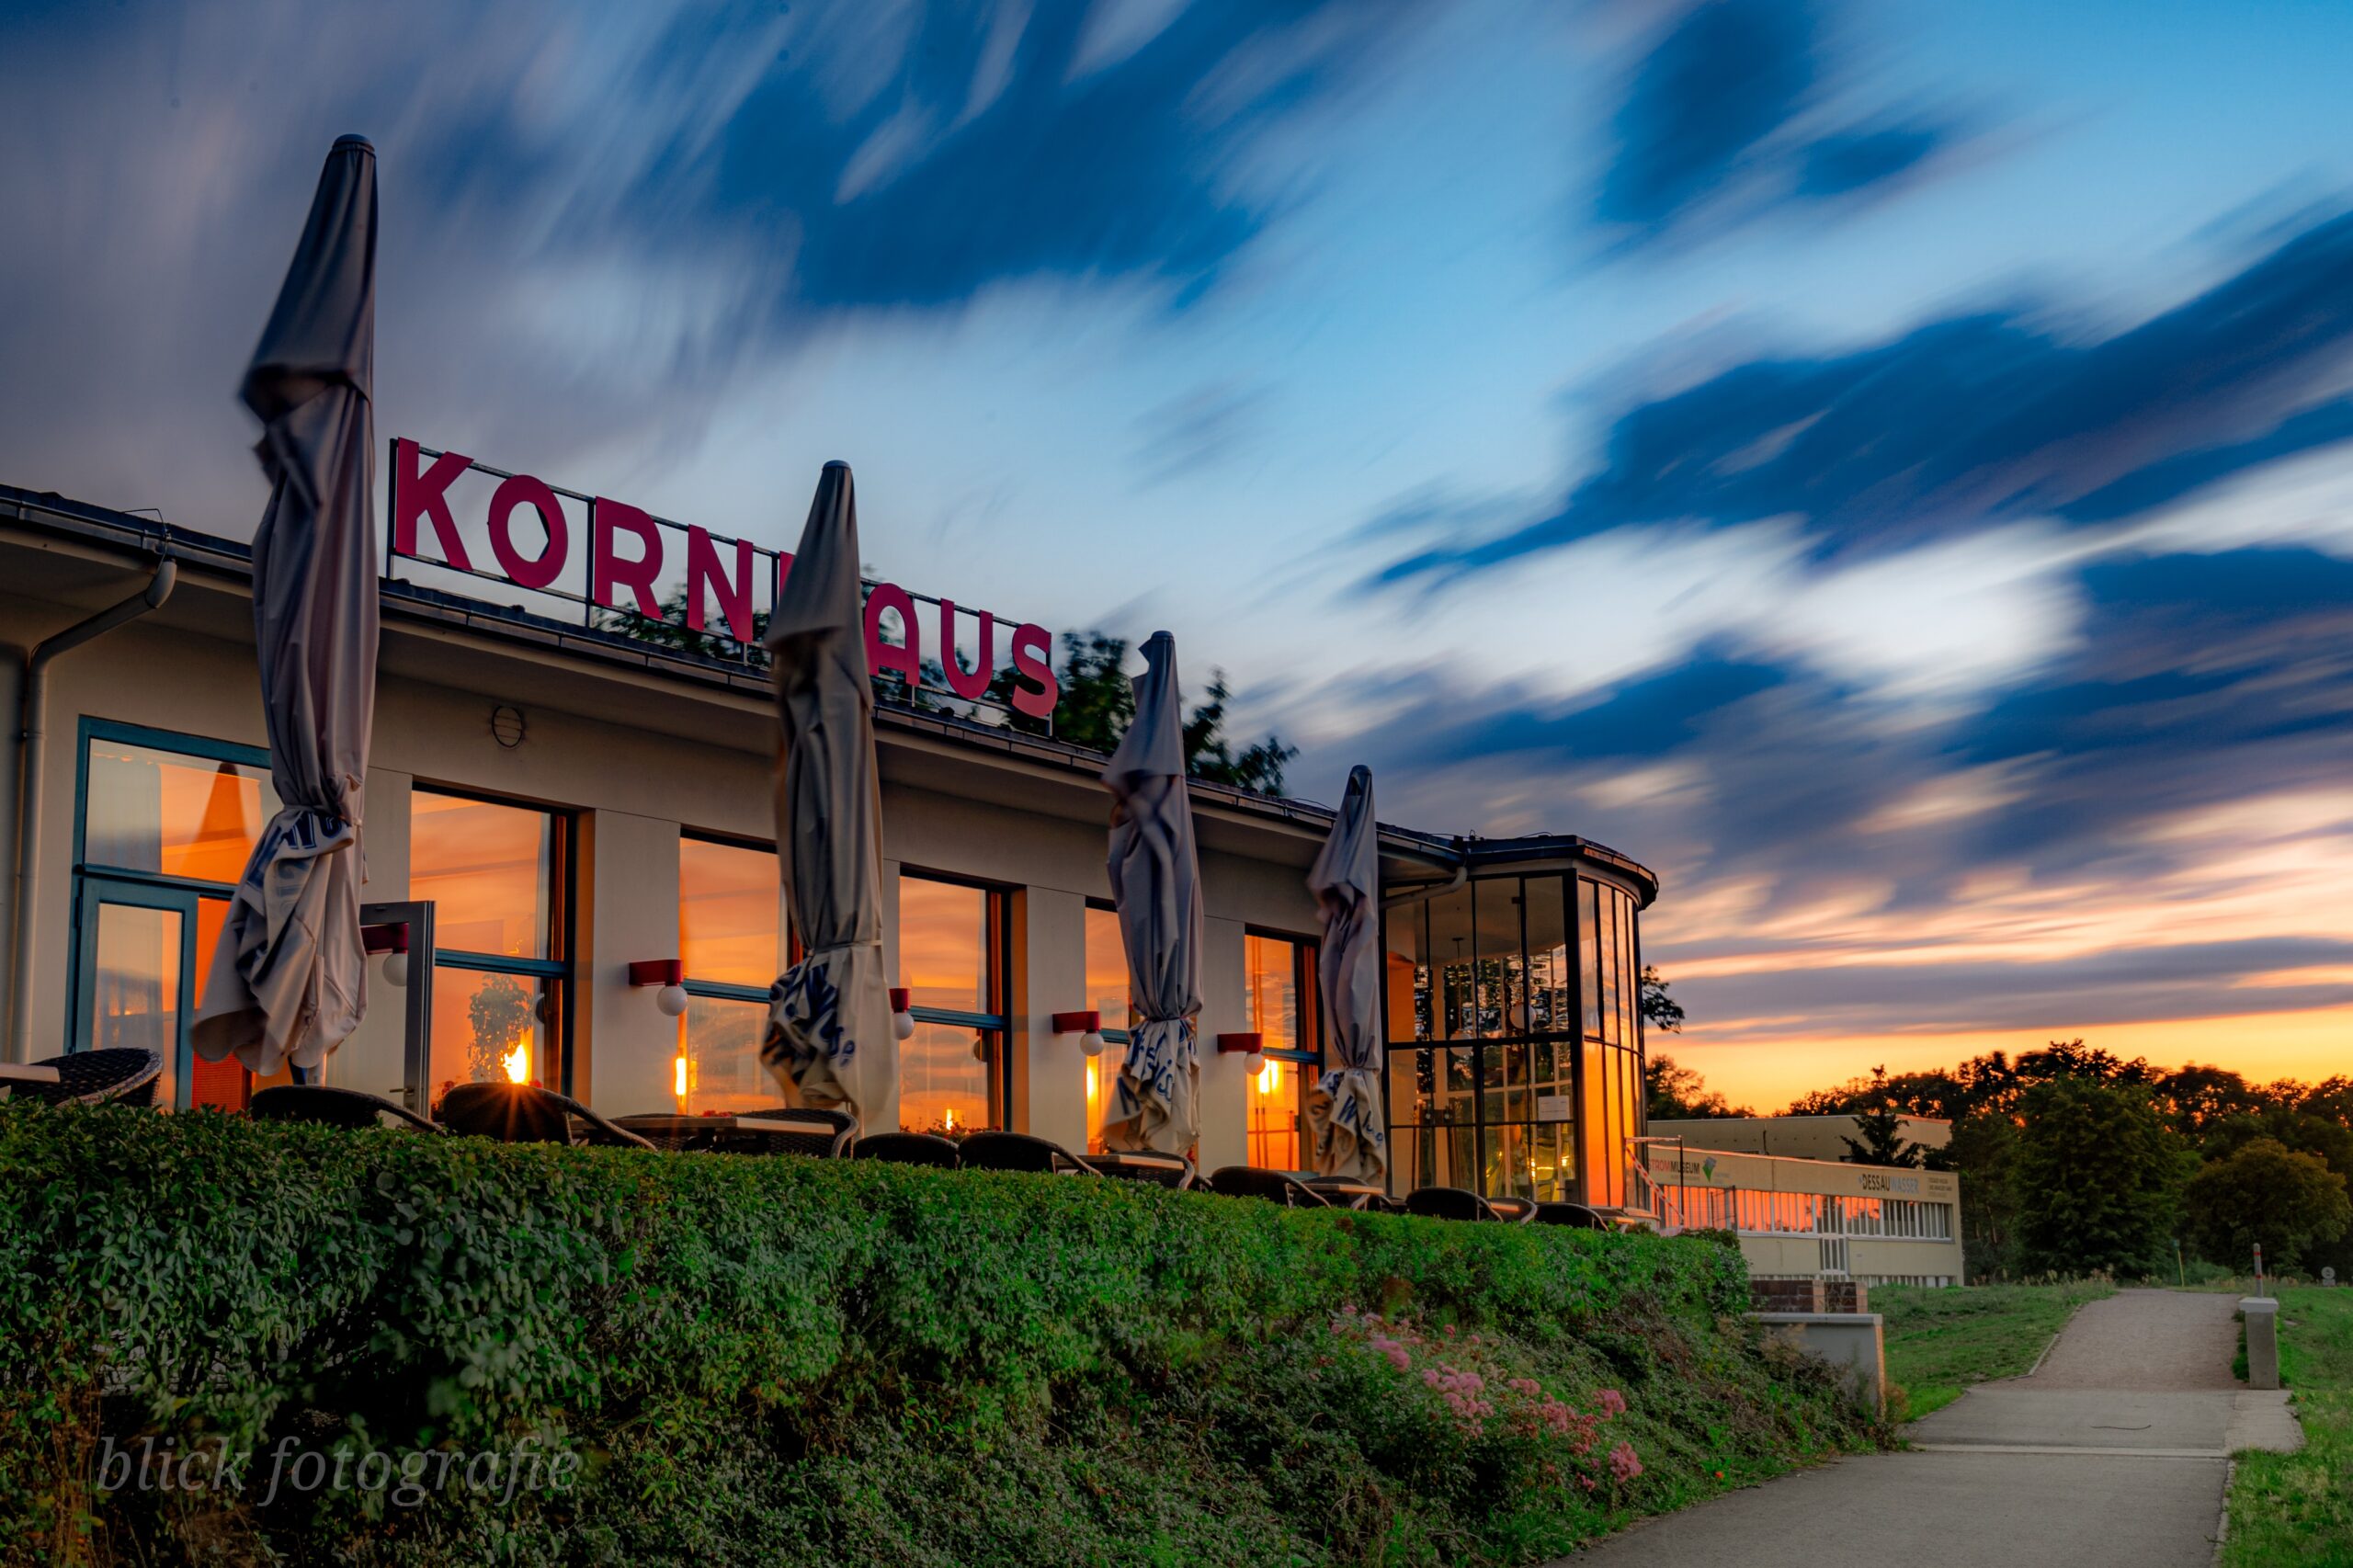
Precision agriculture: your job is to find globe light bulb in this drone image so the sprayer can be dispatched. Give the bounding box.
[381,951,409,988]
[894,1010,917,1041]
[1081,1030,1105,1057]
[655,983,688,1017]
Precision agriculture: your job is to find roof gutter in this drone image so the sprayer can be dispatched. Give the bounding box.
[8,552,176,1061]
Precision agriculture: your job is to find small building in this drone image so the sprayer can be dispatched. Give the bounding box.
[1651,1113,1951,1164]
[1644,1141,1965,1287]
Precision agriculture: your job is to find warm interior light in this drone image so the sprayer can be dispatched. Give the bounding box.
[674,1054,688,1099]
[1086,1062,1099,1101]
[1257,1058,1280,1095]
[503,1043,530,1085]
[943,1108,958,1133]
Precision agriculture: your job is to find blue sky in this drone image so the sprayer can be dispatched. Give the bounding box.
[6,0,2352,1105]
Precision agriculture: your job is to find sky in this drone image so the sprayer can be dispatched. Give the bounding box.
[5,0,2352,1112]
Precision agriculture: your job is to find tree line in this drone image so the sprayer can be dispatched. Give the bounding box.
[1639,976,2351,1282]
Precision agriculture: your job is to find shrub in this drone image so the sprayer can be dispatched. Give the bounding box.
[0,1105,1878,1565]
[2185,1136,2352,1275]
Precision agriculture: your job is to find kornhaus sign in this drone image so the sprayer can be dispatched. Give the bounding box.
[387,438,1058,718]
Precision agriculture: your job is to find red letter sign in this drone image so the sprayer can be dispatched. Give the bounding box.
[487,474,568,590]
[1007,623,1057,718]
[938,600,996,699]
[392,438,473,571]
[591,498,664,617]
[864,583,923,688]
[686,526,755,642]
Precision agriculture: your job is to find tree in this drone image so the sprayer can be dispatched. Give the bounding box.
[1942,1111,2021,1281]
[1645,1055,1754,1120]
[465,972,533,1084]
[1637,965,1685,1033]
[2015,1078,2186,1277]
[995,629,1297,796]
[2151,1063,2271,1140]
[2184,1137,2352,1276]
[1838,1066,1926,1168]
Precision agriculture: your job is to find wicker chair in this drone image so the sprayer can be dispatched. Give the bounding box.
[957,1130,1098,1176]
[852,1131,961,1168]
[438,1082,654,1149]
[1207,1165,1330,1207]
[10,1049,161,1108]
[1404,1186,1496,1222]
[251,1085,441,1133]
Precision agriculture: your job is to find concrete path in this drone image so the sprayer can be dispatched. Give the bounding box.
[1559,1289,2299,1568]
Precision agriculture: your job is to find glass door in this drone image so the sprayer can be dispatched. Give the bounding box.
[70,875,199,1108]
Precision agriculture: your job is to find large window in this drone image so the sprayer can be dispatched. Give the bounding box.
[897,872,1006,1135]
[410,790,568,1100]
[71,724,281,1109]
[1382,876,1579,1202]
[677,835,785,1115]
[1243,933,1320,1170]
[1579,877,1644,1209]
[1082,903,1134,1153]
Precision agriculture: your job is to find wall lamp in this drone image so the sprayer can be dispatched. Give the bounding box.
[890,987,916,1041]
[1217,1031,1266,1074]
[1052,1009,1106,1057]
[629,960,689,1017]
[361,922,410,988]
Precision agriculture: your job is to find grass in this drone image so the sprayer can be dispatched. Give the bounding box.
[1875,1279,2116,1420]
[2225,1286,2353,1567]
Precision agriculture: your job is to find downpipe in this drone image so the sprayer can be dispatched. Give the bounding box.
[6,554,176,1061]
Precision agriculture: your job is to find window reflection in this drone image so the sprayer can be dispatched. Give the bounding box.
[1083,905,1131,1153]
[681,994,772,1115]
[84,740,279,883]
[1245,1054,1307,1169]
[679,838,782,988]
[410,792,554,960]
[413,790,566,1098]
[897,874,1002,1134]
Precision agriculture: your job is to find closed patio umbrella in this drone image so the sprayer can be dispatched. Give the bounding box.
[192,135,381,1079]
[760,462,894,1128]
[1100,631,1202,1155]
[1306,766,1386,1180]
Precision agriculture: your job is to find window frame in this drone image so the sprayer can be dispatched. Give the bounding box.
[1083,897,1134,1049]
[1380,875,1585,1203]
[409,781,576,1095]
[677,829,790,1007]
[896,866,1014,1123]
[1241,924,1323,1066]
[67,720,277,1101]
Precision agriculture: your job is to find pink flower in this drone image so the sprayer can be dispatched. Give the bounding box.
[1608,1442,1643,1483]
[1385,1347,1411,1371]
[1424,1369,1443,1388]
[1597,1389,1628,1417]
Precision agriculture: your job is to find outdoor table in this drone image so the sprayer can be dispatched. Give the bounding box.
[0,1063,62,1101]
[612,1112,851,1159]
[1090,1151,1194,1189]
[1302,1177,1386,1211]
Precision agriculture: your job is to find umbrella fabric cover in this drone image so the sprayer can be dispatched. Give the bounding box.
[1305,766,1387,1180]
[193,135,381,1078]
[760,462,895,1128]
[1100,631,1204,1154]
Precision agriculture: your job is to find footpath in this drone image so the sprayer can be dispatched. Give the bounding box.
[1560,1289,2301,1568]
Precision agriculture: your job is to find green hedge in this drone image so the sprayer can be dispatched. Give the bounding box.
[1,1105,1877,1565]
